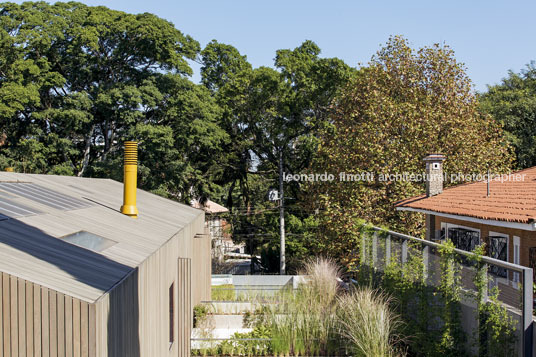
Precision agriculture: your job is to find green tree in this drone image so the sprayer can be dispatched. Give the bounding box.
[0,2,227,201]
[307,36,513,266]
[479,62,536,169]
[0,1,198,172]
[201,40,353,272]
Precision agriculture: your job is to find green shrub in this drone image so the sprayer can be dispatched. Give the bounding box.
[194,304,209,328]
[218,326,272,356]
[212,284,235,301]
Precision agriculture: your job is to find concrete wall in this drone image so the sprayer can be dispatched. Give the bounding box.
[210,275,302,300]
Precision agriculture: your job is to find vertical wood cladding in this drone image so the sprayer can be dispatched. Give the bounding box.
[0,272,95,357]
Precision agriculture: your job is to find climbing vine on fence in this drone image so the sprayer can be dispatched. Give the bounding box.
[469,245,517,357]
[437,240,466,356]
[357,224,518,356]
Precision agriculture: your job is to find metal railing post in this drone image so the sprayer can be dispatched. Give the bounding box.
[401,239,408,264]
[360,231,367,266]
[422,245,429,281]
[372,232,378,268]
[481,263,488,304]
[522,268,533,357]
[386,234,391,268]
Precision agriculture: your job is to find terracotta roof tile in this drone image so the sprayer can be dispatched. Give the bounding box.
[395,167,536,224]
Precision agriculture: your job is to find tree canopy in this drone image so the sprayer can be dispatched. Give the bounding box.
[306,36,513,266]
[200,40,354,272]
[479,62,536,169]
[0,3,526,273]
[0,1,226,200]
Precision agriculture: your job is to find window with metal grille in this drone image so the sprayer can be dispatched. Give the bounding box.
[489,236,507,278]
[447,227,480,252]
[513,236,520,282]
[529,248,536,282]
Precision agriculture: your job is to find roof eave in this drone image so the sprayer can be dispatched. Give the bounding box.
[396,206,536,232]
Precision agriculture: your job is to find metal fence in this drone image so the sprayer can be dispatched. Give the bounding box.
[360,225,534,357]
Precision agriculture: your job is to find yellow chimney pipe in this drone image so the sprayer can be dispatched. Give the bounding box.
[120,141,139,218]
[5,167,13,172]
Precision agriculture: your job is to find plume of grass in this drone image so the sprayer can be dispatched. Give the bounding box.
[337,287,404,357]
[269,257,343,356]
[302,257,343,305]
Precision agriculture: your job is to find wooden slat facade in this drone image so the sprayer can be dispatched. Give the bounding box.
[0,272,95,357]
[92,213,204,357]
[178,258,191,357]
[0,172,210,357]
[192,230,211,305]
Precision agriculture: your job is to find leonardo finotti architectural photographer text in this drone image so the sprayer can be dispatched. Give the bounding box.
[283,172,526,183]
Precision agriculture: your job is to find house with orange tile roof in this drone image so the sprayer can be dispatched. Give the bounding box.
[396,154,536,284]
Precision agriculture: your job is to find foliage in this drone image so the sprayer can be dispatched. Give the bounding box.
[211,284,235,301]
[436,240,465,356]
[479,287,517,357]
[211,258,403,356]
[337,287,404,357]
[217,326,272,357]
[479,62,536,169]
[193,304,210,328]
[268,258,342,356]
[0,1,226,202]
[307,36,514,266]
[358,223,518,356]
[201,39,354,273]
[242,305,270,329]
[469,244,517,357]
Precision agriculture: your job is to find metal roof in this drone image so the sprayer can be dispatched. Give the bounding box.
[191,199,229,214]
[0,172,203,303]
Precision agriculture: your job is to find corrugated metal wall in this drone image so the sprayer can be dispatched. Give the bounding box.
[0,272,95,357]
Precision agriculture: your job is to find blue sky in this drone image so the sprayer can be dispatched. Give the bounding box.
[20,1,536,92]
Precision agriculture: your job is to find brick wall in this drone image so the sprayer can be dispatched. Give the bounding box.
[430,215,536,268]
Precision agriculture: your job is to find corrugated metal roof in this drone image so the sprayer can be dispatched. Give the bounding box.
[0,172,203,303]
[0,196,42,218]
[0,182,93,211]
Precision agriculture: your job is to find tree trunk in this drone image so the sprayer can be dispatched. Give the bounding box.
[78,125,95,177]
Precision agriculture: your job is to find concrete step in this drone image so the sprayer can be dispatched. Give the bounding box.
[208,314,245,329]
[200,301,258,314]
[191,327,253,350]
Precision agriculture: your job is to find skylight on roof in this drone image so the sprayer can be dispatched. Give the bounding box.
[60,231,117,252]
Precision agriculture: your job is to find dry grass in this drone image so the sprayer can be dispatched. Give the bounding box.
[337,287,404,357]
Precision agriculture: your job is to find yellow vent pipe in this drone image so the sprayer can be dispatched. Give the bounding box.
[120,141,139,218]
